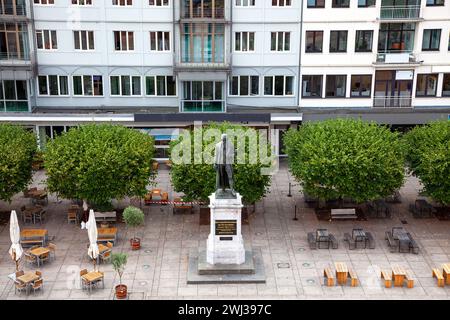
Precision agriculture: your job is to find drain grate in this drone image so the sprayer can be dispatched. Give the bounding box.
[306,279,315,284]
[401,220,408,224]
[302,262,311,267]
[277,263,290,269]
[139,281,148,286]
[144,249,152,253]
[143,265,150,270]
[298,248,305,252]
[255,232,263,236]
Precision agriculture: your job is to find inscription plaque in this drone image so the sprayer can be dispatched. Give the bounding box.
[215,220,237,236]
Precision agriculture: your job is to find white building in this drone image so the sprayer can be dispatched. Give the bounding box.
[1,0,449,158]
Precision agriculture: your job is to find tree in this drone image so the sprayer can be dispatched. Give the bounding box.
[405,120,450,205]
[169,123,272,204]
[122,206,145,241]
[112,253,127,286]
[0,124,37,202]
[284,118,406,204]
[44,124,155,207]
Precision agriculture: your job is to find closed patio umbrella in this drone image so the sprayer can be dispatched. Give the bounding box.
[87,209,99,271]
[9,210,23,272]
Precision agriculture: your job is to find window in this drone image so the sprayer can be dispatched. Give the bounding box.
[378,23,416,52]
[426,0,444,5]
[236,0,255,6]
[235,32,255,52]
[33,0,54,4]
[146,76,176,96]
[416,74,438,97]
[73,31,94,50]
[263,76,294,96]
[114,31,134,51]
[358,0,375,6]
[110,76,141,96]
[182,0,224,18]
[305,31,323,53]
[149,0,169,5]
[150,31,170,51]
[326,75,346,97]
[329,31,347,53]
[272,0,291,6]
[72,0,92,5]
[229,76,259,96]
[0,22,30,60]
[112,0,132,5]
[37,75,68,96]
[181,23,224,63]
[72,75,103,96]
[270,32,290,51]
[351,75,372,97]
[182,81,224,112]
[307,0,325,7]
[355,30,373,52]
[36,30,57,50]
[442,74,450,96]
[332,0,349,7]
[0,80,28,112]
[302,75,322,98]
[422,29,441,51]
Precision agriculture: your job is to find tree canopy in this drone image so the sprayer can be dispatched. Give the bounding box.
[45,124,155,205]
[405,120,450,205]
[169,123,272,204]
[284,118,406,203]
[0,124,37,202]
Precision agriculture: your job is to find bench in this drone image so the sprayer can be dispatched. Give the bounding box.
[20,239,44,247]
[307,232,317,250]
[381,270,392,288]
[328,234,338,249]
[323,267,335,286]
[385,231,397,253]
[330,208,357,221]
[97,237,116,245]
[432,268,445,287]
[344,233,356,250]
[94,212,117,223]
[348,268,358,287]
[405,271,415,288]
[406,233,419,254]
[365,232,376,249]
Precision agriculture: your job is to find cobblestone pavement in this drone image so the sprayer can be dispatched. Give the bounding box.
[0,160,449,300]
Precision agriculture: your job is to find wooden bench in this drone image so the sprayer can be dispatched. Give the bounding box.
[432,268,445,287]
[380,270,392,288]
[20,239,44,247]
[94,212,117,223]
[97,237,116,245]
[405,271,414,288]
[330,208,357,221]
[323,267,335,286]
[307,232,317,250]
[348,268,358,287]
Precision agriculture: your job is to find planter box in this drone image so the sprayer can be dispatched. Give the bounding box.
[199,206,210,225]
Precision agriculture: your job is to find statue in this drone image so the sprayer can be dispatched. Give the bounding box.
[214,134,236,198]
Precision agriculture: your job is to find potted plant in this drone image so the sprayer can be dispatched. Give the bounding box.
[122,206,145,250]
[112,253,128,300]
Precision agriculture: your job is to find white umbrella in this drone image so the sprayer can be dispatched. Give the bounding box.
[8,210,23,272]
[86,209,99,271]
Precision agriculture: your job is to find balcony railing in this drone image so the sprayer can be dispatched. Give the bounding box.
[181,8,225,19]
[380,5,421,20]
[376,51,417,64]
[0,4,27,16]
[181,100,225,113]
[0,52,31,61]
[373,96,412,108]
[0,101,29,112]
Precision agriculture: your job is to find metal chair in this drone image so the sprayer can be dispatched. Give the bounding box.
[24,252,37,266]
[47,243,57,260]
[80,269,90,290]
[31,279,43,294]
[14,280,27,295]
[23,211,33,224]
[99,250,112,264]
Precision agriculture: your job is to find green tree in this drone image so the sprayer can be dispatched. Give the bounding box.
[112,253,127,285]
[44,124,155,207]
[122,206,145,241]
[284,118,405,204]
[405,120,450,205]
[169,123,272,204]
[0,124,37,202]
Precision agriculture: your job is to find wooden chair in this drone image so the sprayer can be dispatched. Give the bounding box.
[106,242,113,249]
[14,280,27,295]
[348,268,359,287]
[323,267,335,286]
[68,211,78,224]
[80,269,89,290]
[99,250,112,264]
[48,243,57,260]
[405,271,415,288]
[381,270,392,288]
[23,211,33,224]
[32,279,44,294]
[39,252,50,265]
[15,270,24,278]
[35,270,42,278]
[24,252,37,266]
[432,268,445,287]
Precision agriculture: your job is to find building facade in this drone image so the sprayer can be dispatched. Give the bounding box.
[1,0,449,158]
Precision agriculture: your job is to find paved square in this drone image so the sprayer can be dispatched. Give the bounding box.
[1,160,449,300]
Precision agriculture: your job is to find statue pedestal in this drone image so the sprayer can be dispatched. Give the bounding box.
[206,192,245,265]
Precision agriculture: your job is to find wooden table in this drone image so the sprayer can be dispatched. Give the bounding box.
[392,266,406,287]
[17,272,40,295]
[81,271,104,293]
[30,247,50,267]
[443,263,450,285]
[335,262,349,285]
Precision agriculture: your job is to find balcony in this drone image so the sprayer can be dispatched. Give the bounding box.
[181,8,225,20]
[375,51,420,65]
[373,96,412,108]
[379,5,421,21]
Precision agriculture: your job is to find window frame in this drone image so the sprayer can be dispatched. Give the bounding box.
[307,0,325,8]
[305,30,323,53]
[73,30,95,51]
[355,30,373,52]
[301,75,323,98]
[270,31,291,52]
[235,0,256,6]
[442,73,450,97]
[415,73,439,97]
[350,74,372,98]
[149,31,171,52]
[71,0,93,5]
[329,30,348,53]
[332,0,350,8]
[358,0,376,7]
[271,0,292,7]
[110,75,142,97]
[234,31,255,52]
[114,31,134,51]
[422,29,441,51]
[33,0,55,5]
[263,75,294,96]
[229,75,259,96]
[112,0,133,6]
[325,74,347,98]
[426,0,445,6]
[72,75,103,96]
[148,0,169,6]
[145,75,177,97]
[36,29,57,50]
[37,75,69,97]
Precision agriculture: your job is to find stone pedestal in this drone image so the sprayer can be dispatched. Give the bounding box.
[206,192,245,265]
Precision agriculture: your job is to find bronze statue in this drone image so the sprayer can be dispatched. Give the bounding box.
[214,134,236,198]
